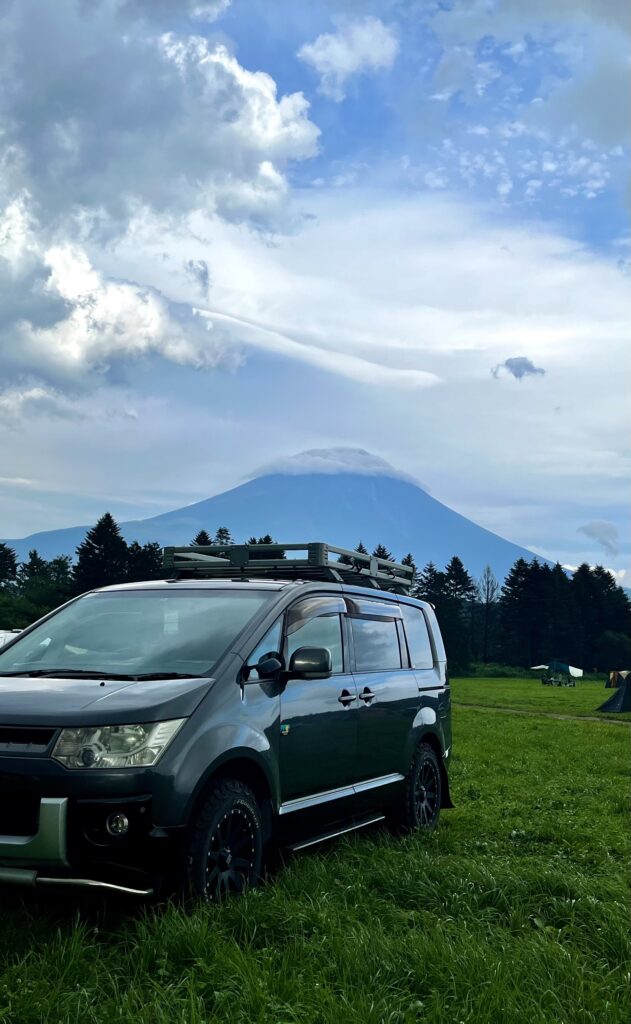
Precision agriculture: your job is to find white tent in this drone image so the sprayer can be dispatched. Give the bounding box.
[531,662,583,678]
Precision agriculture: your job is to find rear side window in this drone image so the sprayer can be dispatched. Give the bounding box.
[400,605,434,669]
[351,618,402,672]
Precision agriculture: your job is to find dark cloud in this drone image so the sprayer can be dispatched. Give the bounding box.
[184,259,211,296]
[491,356,546,380]
[578,520,620,556]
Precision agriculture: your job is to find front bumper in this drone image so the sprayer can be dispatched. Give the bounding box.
[0,796,69,865]
[0,794,177,895]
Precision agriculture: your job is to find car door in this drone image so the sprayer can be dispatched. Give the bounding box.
[278,595,359,803]
[348,598,421,782]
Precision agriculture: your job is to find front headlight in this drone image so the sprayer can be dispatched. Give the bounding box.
[52,719,185,769]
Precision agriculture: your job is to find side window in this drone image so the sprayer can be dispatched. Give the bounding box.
[286,615,344,674]
[245,619,283,681]
[351,617,402,672]
[400,605,434,669]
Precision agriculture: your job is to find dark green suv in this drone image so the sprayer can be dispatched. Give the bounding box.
[0,543,452,901]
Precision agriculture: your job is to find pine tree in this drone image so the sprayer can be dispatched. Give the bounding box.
[497,558,556,666]
[48,556,73,594]
[417,562,447,606]
[444,556,476,601]
[15,549,73,611]
[593,630,631,671]
[127,541,163,582]
[338,540,369,566]
[73,513,129,593]
[214,527,234,546]
[16,549,49,592]
[571,563,631,669]
[440,557,475,671]
[547,563,574,662]
[192,530,212,546]
[401,553,420,595]
[247,536,285,560]
[373,544,394,561]
[0,543,17,588]
[351,540,370,569]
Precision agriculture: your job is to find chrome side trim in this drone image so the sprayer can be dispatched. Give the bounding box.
[0,797,69,866]
[278,783,355,815]
[278,772,404,815]
[354,772,404,795]
[290,814,385,851]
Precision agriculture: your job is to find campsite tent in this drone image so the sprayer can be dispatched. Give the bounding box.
[606,670,630,688]
[598,679,631,713]
[531,661,583,678]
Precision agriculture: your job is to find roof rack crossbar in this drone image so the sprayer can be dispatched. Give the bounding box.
[163,542,413,594]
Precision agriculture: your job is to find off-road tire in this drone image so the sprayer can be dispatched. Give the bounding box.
[388,742,442,833]
[186,779,263,902]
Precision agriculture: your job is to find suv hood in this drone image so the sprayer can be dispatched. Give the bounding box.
[0,675,215,726]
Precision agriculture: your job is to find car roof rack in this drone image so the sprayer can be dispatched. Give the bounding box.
[163,541,414,595]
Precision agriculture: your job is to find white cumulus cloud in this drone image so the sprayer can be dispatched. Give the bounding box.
[21,243,241,379]
[0,0,319,236]
[298,16,399,101]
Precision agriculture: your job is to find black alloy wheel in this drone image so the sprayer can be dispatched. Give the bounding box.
[412,748,441,829]
[186,779,263,902]
[205,805,256,899]
[388,741,442,833]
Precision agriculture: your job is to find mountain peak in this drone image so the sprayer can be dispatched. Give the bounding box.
[250,447,425,488]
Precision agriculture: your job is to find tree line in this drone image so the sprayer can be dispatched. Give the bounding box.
[1,514,630,672]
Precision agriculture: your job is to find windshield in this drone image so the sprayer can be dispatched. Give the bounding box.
[0,589,273,679]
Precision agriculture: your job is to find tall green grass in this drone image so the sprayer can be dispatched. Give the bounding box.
[453,676,631,720]
[0,701,629,1023]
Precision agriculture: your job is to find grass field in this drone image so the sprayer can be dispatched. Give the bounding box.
[453,676,631,721]
[0,682,629,1024]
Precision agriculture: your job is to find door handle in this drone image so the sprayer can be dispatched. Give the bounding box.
[338,689,357,706]
[358,688,375,704]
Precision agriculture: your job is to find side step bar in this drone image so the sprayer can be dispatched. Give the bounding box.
[289,814,385,852]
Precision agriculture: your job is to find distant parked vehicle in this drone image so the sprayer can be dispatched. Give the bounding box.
[0,630,21,648]
[0,541,452,902]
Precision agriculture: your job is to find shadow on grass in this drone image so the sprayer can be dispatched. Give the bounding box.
[0,883,153,963]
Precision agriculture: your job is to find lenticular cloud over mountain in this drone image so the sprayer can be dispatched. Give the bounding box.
[250,448,425,488]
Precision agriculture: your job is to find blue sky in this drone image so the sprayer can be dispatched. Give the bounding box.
[0,0,629,581]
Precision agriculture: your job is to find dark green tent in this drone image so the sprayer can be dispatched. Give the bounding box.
[598,680,631,713]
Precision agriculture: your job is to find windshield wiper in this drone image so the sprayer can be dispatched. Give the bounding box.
[0,669,202,680]
[0,669,135,679]
[126,672,203,680]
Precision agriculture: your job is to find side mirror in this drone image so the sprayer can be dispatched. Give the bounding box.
[253,655,283,680]
[288,646,332,680]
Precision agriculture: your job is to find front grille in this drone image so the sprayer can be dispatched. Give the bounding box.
[0,791,40,837]
[0,726,56,754]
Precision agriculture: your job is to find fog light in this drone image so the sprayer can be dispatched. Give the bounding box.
[106,812,129,836]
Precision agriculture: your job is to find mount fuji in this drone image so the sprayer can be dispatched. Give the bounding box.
[3,448,548,581]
